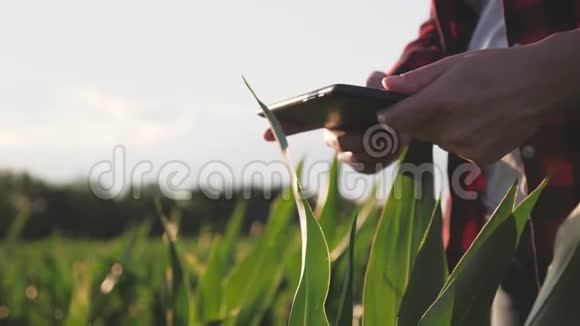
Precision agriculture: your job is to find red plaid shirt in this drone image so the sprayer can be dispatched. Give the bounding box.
[386,0,580,310]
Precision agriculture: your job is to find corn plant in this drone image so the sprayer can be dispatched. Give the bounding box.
[2,81,580,326]
[525,202,580,326]
[242,77,572,326]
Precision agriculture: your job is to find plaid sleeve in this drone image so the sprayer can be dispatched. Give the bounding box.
[388,7,446,75]
[368,1,445,84]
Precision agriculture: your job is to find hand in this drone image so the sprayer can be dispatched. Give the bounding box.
[325,71,408,174]
[324,126,409,174]
[377,33,580,167]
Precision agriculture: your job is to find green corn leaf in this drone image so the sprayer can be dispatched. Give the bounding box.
[362,152,435,326]
[334,213,357,326]
[243,76,331,326]
[397,200,447,326]
[352,186,381,302]
[512,181,543,235]
[222,201,247,257]
[281,163,309,298]
[199,201,246,321]
[418,179,547,326]
[156,201,195,326]
[88,221,152,323]
[222,193,296,326]
[318,157,343,249]
[525,202,580,326]
[246,204,299,326]
[3,210,29,245]
[330,183,378,262]
[41,254,72,319]
[168,240,192,326]
[199,237,224,321]
[441,182,518,293]
[287,199,331,326]
[325,185,379,322]
[285,243,304,304]
[120,220,152,264]
[63,264,92,326]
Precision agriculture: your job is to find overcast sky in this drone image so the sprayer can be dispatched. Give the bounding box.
[0,0,431,197]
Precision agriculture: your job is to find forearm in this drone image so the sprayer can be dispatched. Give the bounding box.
[387,3,444,76]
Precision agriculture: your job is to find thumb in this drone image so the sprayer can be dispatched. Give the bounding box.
[382,55,459,94]
[366,71,387,89]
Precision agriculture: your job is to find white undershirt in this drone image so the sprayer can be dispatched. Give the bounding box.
[467,0,528,217]
[463,1,529,325]
[433,0,527,218]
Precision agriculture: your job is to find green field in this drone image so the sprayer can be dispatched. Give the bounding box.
[1,91,578,326]
[0,234,283,325]
[0,184,371,326]
[1,160,577,326]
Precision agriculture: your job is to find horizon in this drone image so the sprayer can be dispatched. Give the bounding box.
[0,0,431,198]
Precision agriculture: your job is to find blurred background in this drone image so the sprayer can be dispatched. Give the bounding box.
[0,0,431,238]
[1,1,437,325]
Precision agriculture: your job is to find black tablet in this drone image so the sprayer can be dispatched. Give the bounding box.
[258,84,407,130]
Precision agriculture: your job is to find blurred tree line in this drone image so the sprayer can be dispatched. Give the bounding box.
[0,171,286,239]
